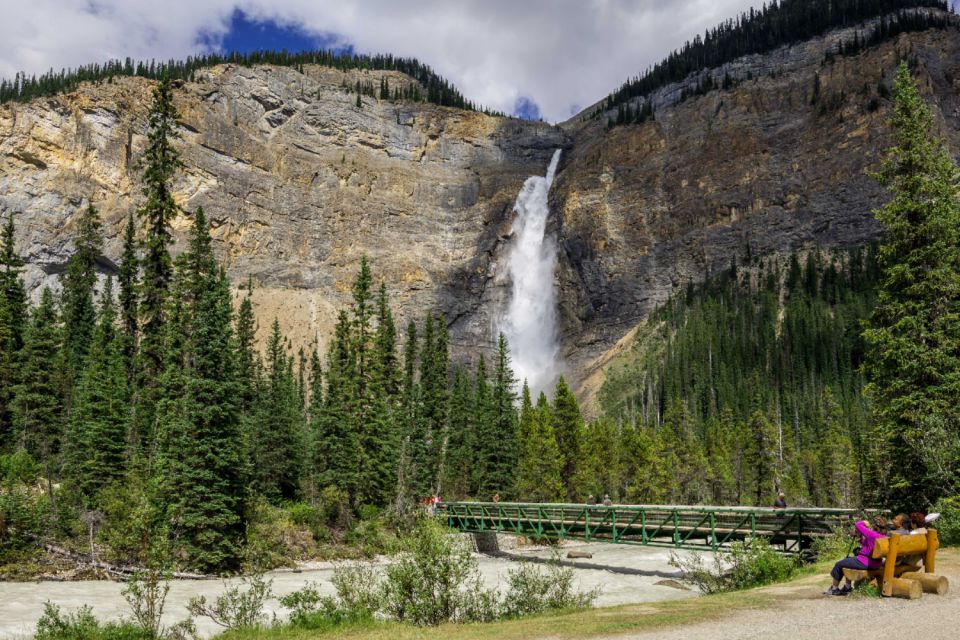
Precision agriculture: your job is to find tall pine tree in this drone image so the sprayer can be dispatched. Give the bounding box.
[863,63,960,508]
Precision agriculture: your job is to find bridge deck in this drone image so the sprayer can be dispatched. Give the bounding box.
[438,502,859,553]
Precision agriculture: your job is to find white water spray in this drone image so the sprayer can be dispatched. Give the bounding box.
[498,149,562,395]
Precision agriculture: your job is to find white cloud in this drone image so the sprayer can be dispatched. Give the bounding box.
[0,0,762,122]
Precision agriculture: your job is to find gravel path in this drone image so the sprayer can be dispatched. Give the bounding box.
[607,551,960,640]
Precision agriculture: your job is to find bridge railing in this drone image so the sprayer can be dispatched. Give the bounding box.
[437,502,861,553]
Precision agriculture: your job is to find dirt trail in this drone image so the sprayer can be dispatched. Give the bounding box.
[606,550,960,640]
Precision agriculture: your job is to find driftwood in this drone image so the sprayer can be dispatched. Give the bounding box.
[43,543,212,580]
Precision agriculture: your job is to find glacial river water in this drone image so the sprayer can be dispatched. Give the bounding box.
[0,542,700,639]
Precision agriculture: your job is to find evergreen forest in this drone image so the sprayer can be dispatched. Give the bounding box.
[0,49,500,115]
[0,56,957,578]
[600,247,878,508]
[595,0,957,125]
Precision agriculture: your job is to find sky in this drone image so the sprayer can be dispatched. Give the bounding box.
[0,0,767,122]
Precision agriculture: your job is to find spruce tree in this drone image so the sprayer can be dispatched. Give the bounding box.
[552,376,583,498]
[487,333,517,496]
[0,212,27,352]
[516,390,563,502]
[863,63,960,508]
[117,213,139,382]
[156,210,247,571]
[251,319,305,502]
[471,354,494,496]
[136,76,183,454]
[66,277,128,504]
[316,311,361,498]
[13,288,63,508]
[0,214,27,448]
[443,367,475,498]
[234,278,258,410]
[60,203,103,386]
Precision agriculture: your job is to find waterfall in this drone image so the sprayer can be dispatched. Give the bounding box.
[498,149,563,395]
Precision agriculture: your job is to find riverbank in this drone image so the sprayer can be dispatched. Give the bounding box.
[224,548,960,640]
[0,542,698,639]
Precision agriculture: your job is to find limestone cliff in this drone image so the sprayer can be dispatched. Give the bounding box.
[1,20,958,390]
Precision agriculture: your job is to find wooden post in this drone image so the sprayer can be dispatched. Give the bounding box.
[900,571,949,595]
[882,533,901,597]
[925,529,939,574]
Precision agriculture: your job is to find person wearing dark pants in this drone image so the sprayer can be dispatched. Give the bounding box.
[825,516,888,596]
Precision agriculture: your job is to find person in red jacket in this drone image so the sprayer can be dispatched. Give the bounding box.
[824,516,888,595]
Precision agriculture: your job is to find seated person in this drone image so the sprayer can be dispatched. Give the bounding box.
[896,511,930,569]
[825,516,888,595]
[909,512,928,535]
[773,492,787,509]
[890,513,911,535]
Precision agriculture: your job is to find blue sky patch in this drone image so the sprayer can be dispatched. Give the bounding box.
[216,10,345,55]
[513,96,541,121]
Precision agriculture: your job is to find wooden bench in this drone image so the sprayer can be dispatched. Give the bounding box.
[842,529,948,598]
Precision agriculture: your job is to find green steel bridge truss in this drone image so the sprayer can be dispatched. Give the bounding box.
[438,502,860,553]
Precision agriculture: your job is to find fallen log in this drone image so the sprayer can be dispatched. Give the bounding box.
[900,572,949,595]
[43,543,212,580]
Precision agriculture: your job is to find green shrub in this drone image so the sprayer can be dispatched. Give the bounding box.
[380,518,489,625]
[670,538,797,594]
[0,485,46,562]
[502,557,598,618]
[318,486,351,528]
[343,518,396,557]
[34,603,152,640]
[278,582,326,627]
[187,573,272,630]
[0,450,41,485]
[811,529,856,562]
[932,496,960,546]
[245,499,317,569]
[331,562,383,615]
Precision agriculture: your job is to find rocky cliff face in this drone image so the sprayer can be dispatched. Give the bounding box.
[552,24,960,392]
[0,63,565,354]
[1,20,958,391]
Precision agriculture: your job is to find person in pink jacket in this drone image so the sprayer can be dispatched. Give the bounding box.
[824,515,888,595]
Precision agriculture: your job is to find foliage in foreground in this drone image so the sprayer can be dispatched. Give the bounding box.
[932,496,960,546]
[669,538,798,594]
[278,518,598,629]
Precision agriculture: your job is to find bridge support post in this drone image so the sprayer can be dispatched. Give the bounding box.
[473,532,500,554]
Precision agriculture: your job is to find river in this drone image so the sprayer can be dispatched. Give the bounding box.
[0,542,699,639]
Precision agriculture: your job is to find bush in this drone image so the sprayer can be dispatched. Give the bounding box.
[344,518,396,557]
[278,582,326,627]
[245,499,317,569]
[280,519,598,630]
[932,496,960,546]
[34,603,151,640]
[811,529,856,562]
[670,538,797,594]
[318,486,351,528]
[502,557,598,618]
[187,573,272,630]
[0,485,46,562]
[381,518,489,625]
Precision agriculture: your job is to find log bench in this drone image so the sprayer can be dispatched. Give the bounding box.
[842,529,948,598]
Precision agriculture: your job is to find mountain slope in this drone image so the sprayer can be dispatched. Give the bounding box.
[0,15,958,385]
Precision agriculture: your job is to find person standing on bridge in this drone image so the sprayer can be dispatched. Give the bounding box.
[824,516,888,596]
[773,492,787,509]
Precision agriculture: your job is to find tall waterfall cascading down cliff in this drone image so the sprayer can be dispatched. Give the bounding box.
[498,149,563,396]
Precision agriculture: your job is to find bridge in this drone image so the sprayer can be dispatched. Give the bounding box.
[438,502,860,554]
